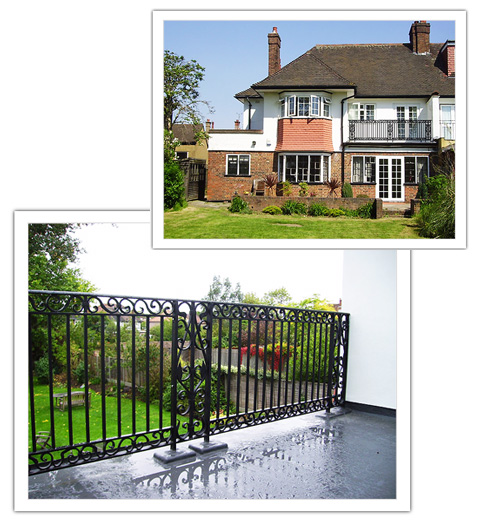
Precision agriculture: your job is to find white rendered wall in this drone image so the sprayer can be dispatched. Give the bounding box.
[342,250,397,410]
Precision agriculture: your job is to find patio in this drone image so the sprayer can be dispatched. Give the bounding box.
[28,407,396,500]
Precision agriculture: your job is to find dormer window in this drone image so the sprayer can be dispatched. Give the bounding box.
[280,94,332,118]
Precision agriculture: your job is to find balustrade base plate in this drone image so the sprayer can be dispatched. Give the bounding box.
[189,441,228,454]
[317,407,352,419]
[153,448,196,465]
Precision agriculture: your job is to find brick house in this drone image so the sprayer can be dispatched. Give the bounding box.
[206,21,455,203]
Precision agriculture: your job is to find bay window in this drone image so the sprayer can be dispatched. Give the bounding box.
[280,94,332,118]
[279,153,330,183]
[226,154,250,176]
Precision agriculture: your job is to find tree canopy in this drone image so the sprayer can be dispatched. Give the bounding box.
[203,276,244,304]
[164,50,212,132]
[28,223,95,292]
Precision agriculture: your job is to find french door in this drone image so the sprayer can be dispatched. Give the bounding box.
[377,157,404,201]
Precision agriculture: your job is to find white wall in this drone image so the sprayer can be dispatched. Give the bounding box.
[342,250,397,409]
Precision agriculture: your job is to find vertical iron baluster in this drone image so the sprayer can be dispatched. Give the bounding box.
[236,320,242,415]
[159,315,164,431]
[322,320,329,404]
[170,300,179,452]
[189,302,195,439]
[83,304,90,444]
[284,321,291,408]
[262,319,268,411]
[216,318,222,420]
[253,320,260,412]
[298,322,305,404]
[305,322,311,401]
[116,315,121,438]
[202,302,213,444]
[326,318,336,412]
[270,321,276,408]
[277,320,284,408]
[101,316,106,442]
[66,315,73,445]
[132,315,136,435]
[245,319,251,414]
[291,322,298,405]
[311,321,317,402]
[226,319,233,418]
[28,312,36,452]
[47,314,55,448]
[145,316,150,432]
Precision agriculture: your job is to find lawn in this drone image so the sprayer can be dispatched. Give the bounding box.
[164,204,423,239]
[29,384,180,453]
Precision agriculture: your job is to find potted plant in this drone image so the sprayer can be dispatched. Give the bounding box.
[263,174,278,196]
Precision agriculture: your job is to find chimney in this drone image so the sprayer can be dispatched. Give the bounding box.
[441,41,455,77]
[409,20,430,54]
[268,26,281,76]
[206,119,211,133]
[234,119,240,130]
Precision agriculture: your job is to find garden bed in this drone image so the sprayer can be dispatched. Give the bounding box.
[240,195,383,218]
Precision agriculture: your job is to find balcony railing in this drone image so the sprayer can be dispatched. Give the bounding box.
[28,290,350,475]
[349,119,433,142]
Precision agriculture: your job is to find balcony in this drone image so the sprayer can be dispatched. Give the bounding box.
[440,120,456,141]
[348,119,433,143]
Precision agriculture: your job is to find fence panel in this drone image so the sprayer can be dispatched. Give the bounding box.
[28,291,349,475]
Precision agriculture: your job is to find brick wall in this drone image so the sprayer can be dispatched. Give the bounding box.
[276,119,334,151]
[207,151,276,201]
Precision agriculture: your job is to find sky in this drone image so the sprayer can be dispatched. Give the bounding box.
[74,222,344,304]
[164,18,456,129]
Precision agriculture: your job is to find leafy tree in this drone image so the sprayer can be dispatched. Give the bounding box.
[262,287,292,306]
[29,224,94,292]
[203,276,244,303]
[164,50,213,131]
[164,160,186,210]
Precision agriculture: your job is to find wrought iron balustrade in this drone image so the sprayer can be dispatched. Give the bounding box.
[348,119,433,142]
[28,290,349,475]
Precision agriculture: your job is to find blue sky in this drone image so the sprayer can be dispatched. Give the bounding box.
[164,19,456,129]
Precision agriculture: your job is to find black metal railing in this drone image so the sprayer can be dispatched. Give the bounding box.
[28,290,349,475]
[349,119,432,142]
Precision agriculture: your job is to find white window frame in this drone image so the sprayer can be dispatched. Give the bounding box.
[279,94,332,119]
[279,153,331,183]
[404,156,429,184]
[350,103,375,121]
[351,156,376,184]
[226,154,251,176]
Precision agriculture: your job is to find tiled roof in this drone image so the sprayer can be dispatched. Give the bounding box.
[249,43,454,97]
[234,87,262,99]
[172,123,204,144]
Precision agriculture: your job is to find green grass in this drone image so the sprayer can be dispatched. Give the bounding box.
[29,384,179,453]
[164,205,424,239]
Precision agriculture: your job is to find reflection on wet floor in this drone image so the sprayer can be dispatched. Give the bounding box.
[29,410,396,500]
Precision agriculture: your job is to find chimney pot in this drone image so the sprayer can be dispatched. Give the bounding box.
[234,119,240,130]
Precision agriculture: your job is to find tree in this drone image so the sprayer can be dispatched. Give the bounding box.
[262,287,292,306]
[164,50,213,132]
[28,224,95,292]
[203,276,244,303]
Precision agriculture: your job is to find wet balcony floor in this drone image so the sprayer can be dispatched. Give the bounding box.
[28,408,396,501]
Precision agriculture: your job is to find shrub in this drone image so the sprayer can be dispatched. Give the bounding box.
[357,194,369,198]
[228,195,251,214]
[324,177,342,197]
[342,182,353,198]
[34,356,52,385]
[282,180,292,196]
[415,174,455,238]
[307,203,329,217]
[355,202,374,219]
[262,205,282,215]
[164,161,187,211]
[281,200,307,215]
[325,208,345,217]
[298,182,309,196]
[263,174,278,194]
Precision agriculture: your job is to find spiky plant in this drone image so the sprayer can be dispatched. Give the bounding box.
[325,177,342,197]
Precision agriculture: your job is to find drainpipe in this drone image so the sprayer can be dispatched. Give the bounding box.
[246,97,252,130]
[341,94,355,185]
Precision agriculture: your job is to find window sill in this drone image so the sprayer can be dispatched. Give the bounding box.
[224,174,252,177]
[350,182,376,186]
